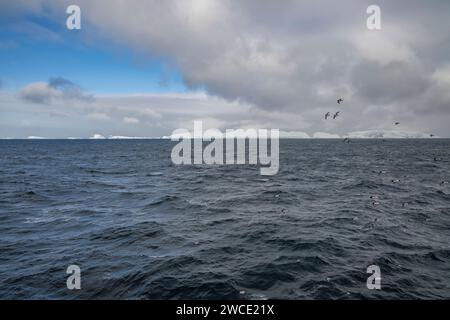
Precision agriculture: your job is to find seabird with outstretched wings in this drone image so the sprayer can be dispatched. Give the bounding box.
[333,111,340,119]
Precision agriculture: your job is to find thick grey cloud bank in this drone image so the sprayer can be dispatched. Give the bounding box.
[2,0,450,137]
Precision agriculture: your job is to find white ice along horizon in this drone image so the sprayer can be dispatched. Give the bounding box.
[170,121,279,175]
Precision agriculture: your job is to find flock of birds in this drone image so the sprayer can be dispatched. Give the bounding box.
[324,97,436,142]
[324,111,340,120]
[275,97,448,215]
[324,98,344,120]
[319,97,448,209]
[332,98,448,207]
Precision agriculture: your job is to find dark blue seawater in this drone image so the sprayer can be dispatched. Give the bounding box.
[0,139,449,299]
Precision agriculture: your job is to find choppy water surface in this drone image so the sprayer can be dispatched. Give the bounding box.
[0,139,449,299]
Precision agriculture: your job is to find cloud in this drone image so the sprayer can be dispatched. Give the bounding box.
[313,132,341,139]
[3,1,450,137]
[43,0,449,133]
[348,129,431,139]
[2,85,447,139]
[123,116,140,124]
[19,77,93,104]
[48,77,75,88]
[56,2,416,104]
[10,20,61,42]
[87,112,111,121]
[20,82,60,104]
[279,131,310,139]
[351,61,429,105]
[89,134,106,139]
[351,30,416,66]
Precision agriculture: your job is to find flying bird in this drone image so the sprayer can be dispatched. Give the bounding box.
[333,111,340,119]
[337,98,344,104]
[394,122,400,125]
[430,134,435,137]
[343,137,350,143]
[325,112,331,120]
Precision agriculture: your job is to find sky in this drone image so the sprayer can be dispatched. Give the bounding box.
[1,0,450,138]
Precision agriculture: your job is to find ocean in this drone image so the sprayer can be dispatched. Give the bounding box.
[0,139,449,299]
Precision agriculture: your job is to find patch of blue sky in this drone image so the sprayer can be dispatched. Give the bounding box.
[0,15,187,94]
